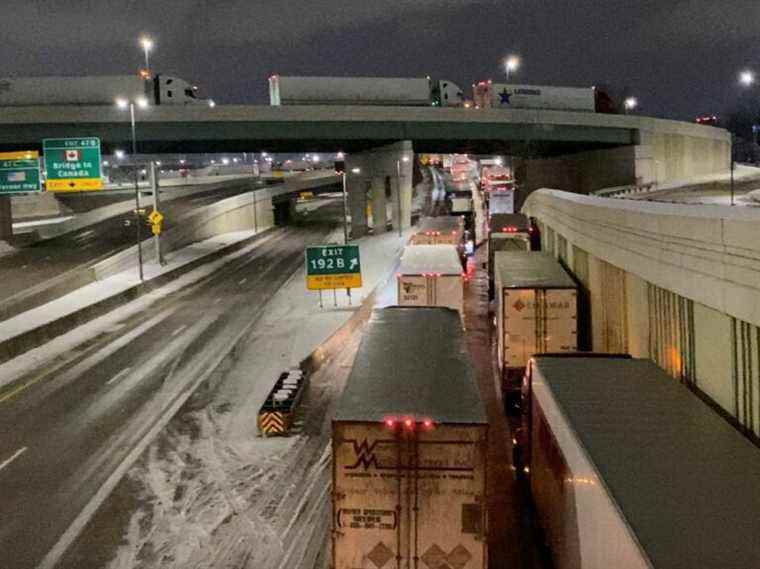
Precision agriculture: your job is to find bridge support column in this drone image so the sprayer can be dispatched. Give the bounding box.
[371,177,387,233]
[0,197,12,241]
[345,141,413,239]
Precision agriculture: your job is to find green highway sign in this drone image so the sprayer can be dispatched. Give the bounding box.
[305,244,362,290]
[43,137,103,192]
[0,156,41,194]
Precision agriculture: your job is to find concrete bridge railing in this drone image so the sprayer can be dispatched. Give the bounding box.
[523,189,760,443]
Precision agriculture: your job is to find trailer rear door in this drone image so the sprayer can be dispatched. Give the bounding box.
[503,288,538,368]
[543,289,578,353]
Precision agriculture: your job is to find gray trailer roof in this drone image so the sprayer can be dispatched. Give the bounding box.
[335,307,486,424]
[494,251,576,289]
[534,357,760,569]
[399,245,462,275]
[417,216,464,233]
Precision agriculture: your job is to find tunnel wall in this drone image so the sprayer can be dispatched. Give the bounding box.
[524,189,760,442]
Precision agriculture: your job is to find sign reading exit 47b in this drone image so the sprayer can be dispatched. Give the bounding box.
[43,137,103,192]
[305,245,362,290]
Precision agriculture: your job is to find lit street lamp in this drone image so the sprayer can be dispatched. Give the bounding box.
[140,36,154,76]
[740,70,755,87]
[505,55,520,82]
[116,95,150,282]
[624,97,638,114]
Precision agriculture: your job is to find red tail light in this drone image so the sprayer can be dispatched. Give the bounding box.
[385,418,396,429]
[404,418,414,430]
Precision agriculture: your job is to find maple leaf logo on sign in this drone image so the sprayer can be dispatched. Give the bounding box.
[512,299,526,312]
[65,150,80,162]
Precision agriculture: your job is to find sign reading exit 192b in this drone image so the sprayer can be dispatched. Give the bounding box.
[305,245,362,290]
[43,137,103,192]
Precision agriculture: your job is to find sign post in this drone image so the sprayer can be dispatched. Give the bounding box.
[0,151,41,194]
[305,245,362,292]
[43,138,103,192]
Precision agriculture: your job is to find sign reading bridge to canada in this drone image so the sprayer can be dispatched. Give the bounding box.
[43,137,103,192]
[305,245,362,290]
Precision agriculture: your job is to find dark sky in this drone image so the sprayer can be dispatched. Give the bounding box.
[3,0,759,119]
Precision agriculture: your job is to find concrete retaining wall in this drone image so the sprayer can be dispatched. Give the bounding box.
[524,189,760,442]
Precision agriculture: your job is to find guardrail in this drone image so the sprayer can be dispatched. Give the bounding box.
[257,368,309,436]
[592,182,657,198]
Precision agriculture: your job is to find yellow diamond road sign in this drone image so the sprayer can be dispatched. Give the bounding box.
[148,211,164,225]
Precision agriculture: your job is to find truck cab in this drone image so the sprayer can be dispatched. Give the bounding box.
[433,79,465,107]
[154,75,207,105]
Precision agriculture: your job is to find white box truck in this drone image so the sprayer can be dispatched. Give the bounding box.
[0,74,207,106]
[520,355,760,569]
[495,252,577,395]
[268,75,464,107]
[333,307,488,569]
[473,81,596,112]
[397,245,465,313]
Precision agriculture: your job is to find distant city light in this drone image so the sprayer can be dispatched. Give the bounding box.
[155,160,161,166]
[222,157,230,165]
[336,151,345,160]
[115,98,129,110]
[136,97,149,109]
[115,150,126,159]
[179,159,186,165]
[103,160,110,166]
[494,157,504,166]
[208,99,216,108]
[311,154,320,163]
[351,167,361,174]
[402,156,410,163]
[624,97,638,111]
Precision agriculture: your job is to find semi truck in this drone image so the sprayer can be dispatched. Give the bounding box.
[0,74,207,106]
[487,214,534,297]
[520,355,760,569]
[268,75,465,107]
[332,307,488,569]
[473,81,599,112]
[494,252,577,399]
[397,245,465,314]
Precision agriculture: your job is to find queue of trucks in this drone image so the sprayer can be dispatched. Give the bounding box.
[269,75,620,113]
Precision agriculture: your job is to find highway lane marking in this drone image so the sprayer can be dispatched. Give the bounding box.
[214,297,223,304]
[106,367,132,386]
[171,325,188,337]
[0,447,28,473]
[239,277,248,285]
[0,307,175,405]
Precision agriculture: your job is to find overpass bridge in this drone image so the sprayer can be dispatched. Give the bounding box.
[0,105,731,236]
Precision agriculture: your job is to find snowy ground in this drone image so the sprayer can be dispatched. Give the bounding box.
[59,228,410,569]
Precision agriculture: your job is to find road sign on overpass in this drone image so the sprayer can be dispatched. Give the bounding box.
[305,245,362,290]
[0,151,41,194]
[43,137,103,192]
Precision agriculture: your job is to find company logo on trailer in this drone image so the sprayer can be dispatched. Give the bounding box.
[346,439,383,470]
[499,89,512,105]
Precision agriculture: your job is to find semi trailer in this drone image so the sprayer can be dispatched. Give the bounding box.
[397,245,465,313]
[494,252,577,398]
[332,307,488,569]
[410,216,465,247]
[520,355,760,569]
[0,74,207,106]
[269,75,465,107]
[473,81,605,112]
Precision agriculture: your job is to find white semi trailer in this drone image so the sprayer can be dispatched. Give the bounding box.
[521,355,760,569]
[495,251,577,397]
[397,244,464,314]
[268,75,465,107]
[0,74,207,106]
[333,307,488,569]
[473,81,596,112]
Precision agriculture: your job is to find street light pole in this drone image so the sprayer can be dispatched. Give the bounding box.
[730,133,736,207]
[129,102,145,282]
[342,171,350,244]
